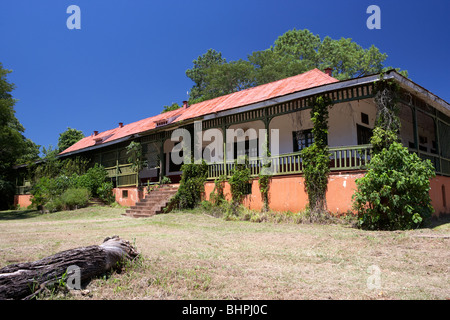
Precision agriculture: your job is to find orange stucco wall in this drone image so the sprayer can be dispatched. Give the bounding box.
[113,187,143,207]
[13,194,33,208]
[13,175,450,216]
[429,175,450,217]
[204,173,450,216]
[204,173,362,214]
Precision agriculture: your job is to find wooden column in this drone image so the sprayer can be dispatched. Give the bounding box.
[222,125,228,177]
[159,139,165,182]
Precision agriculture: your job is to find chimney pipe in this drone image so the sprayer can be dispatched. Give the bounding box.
[94,131,99,136]
[324,67,333,77]
[119,122,123,128]
[182,100,189,109]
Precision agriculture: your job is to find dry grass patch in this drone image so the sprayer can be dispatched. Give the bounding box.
[0,207,448,300]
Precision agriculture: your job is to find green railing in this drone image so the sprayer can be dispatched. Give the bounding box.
[411,149,450,177]
[105,163,138,187]
[207,144,373,180]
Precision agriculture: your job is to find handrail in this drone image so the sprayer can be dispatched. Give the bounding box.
[206,145,373,179]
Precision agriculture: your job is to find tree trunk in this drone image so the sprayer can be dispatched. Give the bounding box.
[0,236,139,300]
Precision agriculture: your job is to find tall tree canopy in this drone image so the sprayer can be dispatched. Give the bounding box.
[186,29,407,103]
[161,102,181,114]
[58,127,84,153]
[0,63,40,208]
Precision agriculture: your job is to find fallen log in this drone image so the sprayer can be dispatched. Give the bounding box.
[0,236,139,300]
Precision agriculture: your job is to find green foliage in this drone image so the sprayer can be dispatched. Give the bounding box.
[0,63,40,209]
[160,176,172,185]
[370,127,399,155]
[76,164,108,197]
[186,29,405,102]
[170,161,208,209]
[32,148,89,181]
[258,174,270,212]
[353,77,435,230]
[126,141,147,172]
[186,49,226,103]
[30,175,78,209]
[300,96,332,220]
[229,158,251,215]
[352,142,435,230]
[209,174,226,206]
[161,103,181,114]
[30,163,112,211]
[60,188,90,209]
[57,127,84,153]
[96,181,115,204]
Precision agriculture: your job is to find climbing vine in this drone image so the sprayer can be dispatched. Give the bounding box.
[170,160,208,209]
[300,95,332,221]
[371,76,401,153]
[258,147,271,212]
[209,174,226,206]
[126,141,147,172]
[229,157,251,216]
[353,77,435,230]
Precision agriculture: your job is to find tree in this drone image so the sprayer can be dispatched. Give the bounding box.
[353,141,435,230]
[186,49,226,103]
[352,78,434,230]
[0,63,39,209]
[58,127,84,153]
[186,29,407,101]
[161,102,181,114]
[201,59,255,99]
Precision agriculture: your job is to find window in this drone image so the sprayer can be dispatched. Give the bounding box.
[122,190,128,199]
[357,124,373,145]
[168,151,183,172]
[293,130,314,152]
[361,112,369,125]
[233,139,258,159]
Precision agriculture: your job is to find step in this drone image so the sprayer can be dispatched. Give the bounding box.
[123,185,179,218]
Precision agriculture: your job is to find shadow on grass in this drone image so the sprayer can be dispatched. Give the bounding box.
[429,214,450,230]
[0,209,41,221]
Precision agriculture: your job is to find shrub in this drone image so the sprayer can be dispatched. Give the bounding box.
[170,161,208,209]
[75,164,108,197]
[44,197,64,213]
[96,181,115,204]
[30,175,77,209]
[352,142,435,230]
[60,188,90,209]
[160,176,172,185]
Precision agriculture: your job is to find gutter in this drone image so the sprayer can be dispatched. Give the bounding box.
[57,135,135,158]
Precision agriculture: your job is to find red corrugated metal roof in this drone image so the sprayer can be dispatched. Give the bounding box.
[60,68,337,155]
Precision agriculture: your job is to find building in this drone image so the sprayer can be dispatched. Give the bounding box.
[14,68,450,216]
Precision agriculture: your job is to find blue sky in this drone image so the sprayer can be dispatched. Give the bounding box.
[1,0,449,151]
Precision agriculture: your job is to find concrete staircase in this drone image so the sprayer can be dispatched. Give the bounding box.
[124,185,178,218]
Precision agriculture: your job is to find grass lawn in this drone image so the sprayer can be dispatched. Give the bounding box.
[0,206,448,300]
